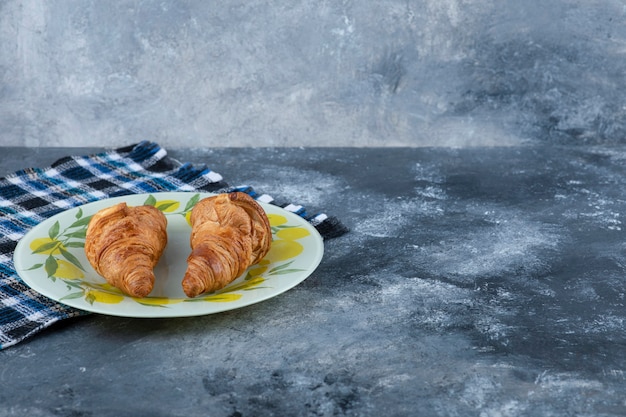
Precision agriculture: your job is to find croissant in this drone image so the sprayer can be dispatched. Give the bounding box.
[182,192,272,297]
[84,202,168,298]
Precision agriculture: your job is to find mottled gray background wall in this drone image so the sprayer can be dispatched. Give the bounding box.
[1,0,625,148]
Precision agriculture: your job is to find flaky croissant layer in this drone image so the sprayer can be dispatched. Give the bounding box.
[182,192,272,297]
[84,203,168,298]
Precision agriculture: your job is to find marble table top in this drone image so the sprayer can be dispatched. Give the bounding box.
[1,145,625,416]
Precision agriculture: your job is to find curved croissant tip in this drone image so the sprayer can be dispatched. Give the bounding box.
[183,282,203,298]
[125,270,155,298]
[228,191,252,202]
[127,283,152,298]
[182,276,203,298]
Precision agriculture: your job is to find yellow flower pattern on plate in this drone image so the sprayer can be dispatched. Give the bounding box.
[53,260,84,280]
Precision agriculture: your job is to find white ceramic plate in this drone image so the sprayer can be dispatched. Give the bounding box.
[13,192,324,318]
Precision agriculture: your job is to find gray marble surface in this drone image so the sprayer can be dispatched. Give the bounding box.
[2,1,626,148]
[1,146,626,416]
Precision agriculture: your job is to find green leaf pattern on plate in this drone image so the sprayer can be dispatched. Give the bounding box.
[26,194,311,307]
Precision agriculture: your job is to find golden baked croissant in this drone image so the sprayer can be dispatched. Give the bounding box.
[182,192,272,297]
[84,202,168,298]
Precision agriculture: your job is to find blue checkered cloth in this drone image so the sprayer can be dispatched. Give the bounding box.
[0,141,347,349]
